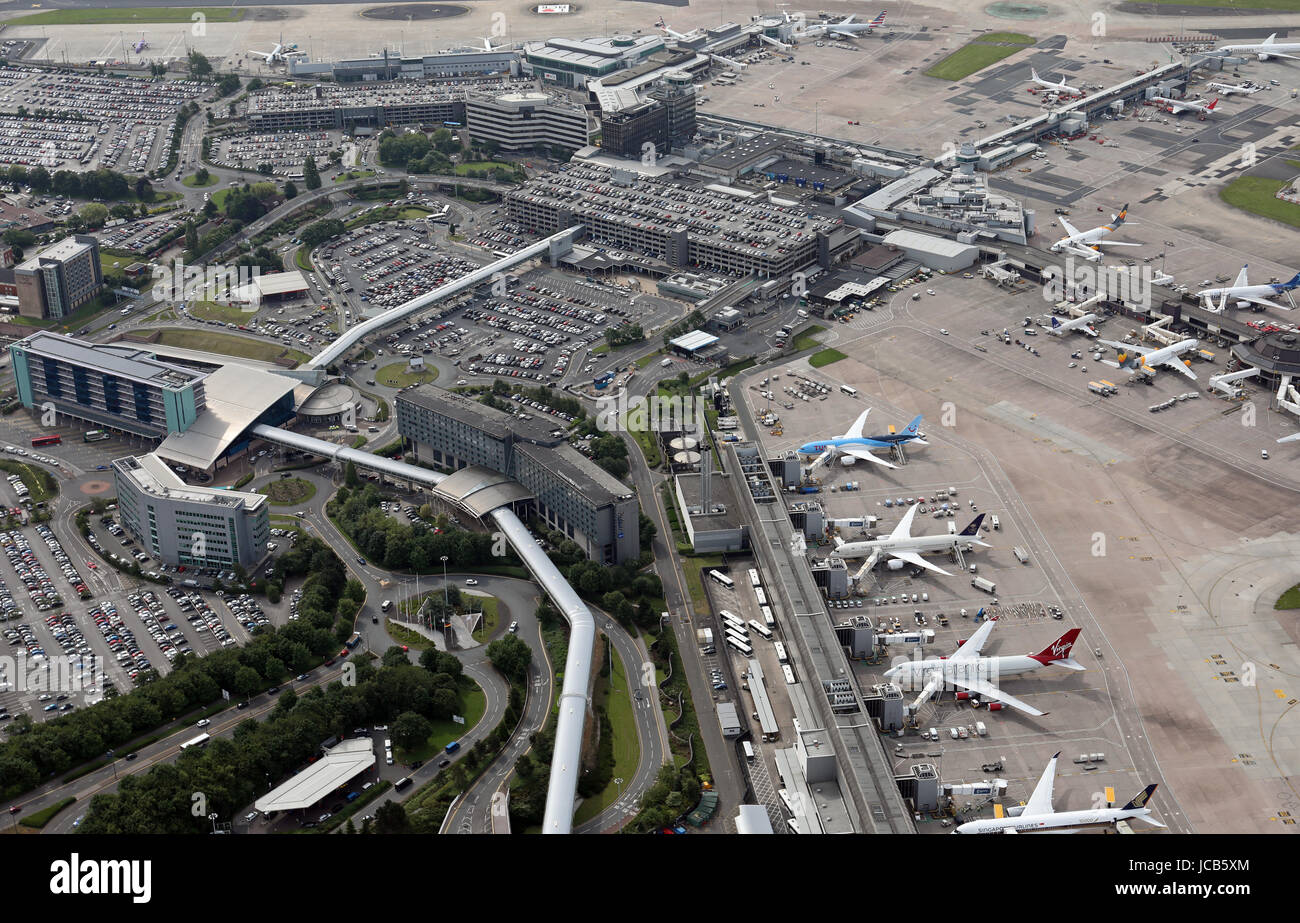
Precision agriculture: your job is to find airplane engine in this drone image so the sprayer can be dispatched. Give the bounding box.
[1258,52,1269,61]
[1236,300,1251,310]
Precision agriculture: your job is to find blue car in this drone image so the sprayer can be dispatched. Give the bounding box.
[96,465,108,471]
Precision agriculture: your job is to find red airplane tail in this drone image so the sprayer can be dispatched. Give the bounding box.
[1207,98,1218,109]
[1029,628,1081,664]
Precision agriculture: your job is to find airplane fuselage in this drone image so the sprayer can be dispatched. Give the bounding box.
[799,434,908,455]
[833,532,967,559]
[885,653,1043,684]
[956,807,1153,834]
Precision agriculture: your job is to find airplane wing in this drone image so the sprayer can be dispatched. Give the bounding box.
[1023,753,1060,814]
[844,408,871,440]
[887,550,952,576]
[887,502,920,541]
[1277,432,1300,444]
[1101,339,1152,356]
[949,616,998,661]
[1235,294,1292,310]
[1160,356,1198,381]
[841,13,856,24]
[840,445,898,469]
[948,674,1047,717]
[1264,51,1300,60]
[1057,216,1081,238]
[1093,240,1142,247]
[828,29,856,39]
[248,51,273,60]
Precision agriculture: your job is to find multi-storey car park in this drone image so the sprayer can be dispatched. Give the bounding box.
[506,163,856,277]
[244,76,536,132]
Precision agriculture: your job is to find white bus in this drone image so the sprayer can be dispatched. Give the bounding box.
[720,610,745,630]
[782,664,797,685]
[760,605,775,628]
[708,570,735,590]
[748,619,774,641]
[747,568,761,589]
[840,385,858,397]
[726,635,753,656]
[774,641,788,664]
[742,740,755,762]
[180,733,210,751]
[725,628,750,647]
[754,587,767,607]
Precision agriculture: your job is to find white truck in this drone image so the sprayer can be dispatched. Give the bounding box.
[1013,546,1030,565]
[971,576,997,594]
[697,628,714,645]
[661,357,674,368]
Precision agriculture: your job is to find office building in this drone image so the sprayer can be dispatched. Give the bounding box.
[599,99,669,158]
[523,34,664,89]
[10,331,207,438]
[289,49,518,82]
[395,387,638,563]
[647,70,697,144]
[112,454,269,570]
[14,235,103,320]
[464,89,593,152]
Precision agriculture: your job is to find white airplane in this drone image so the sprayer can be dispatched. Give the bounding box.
[883,616,1084,716]
[1049,204,1140,262]
[797,408,927,471]
[1151,95,1219,118]
[1215,33,1300,61]
[248,38,302,63]
[1206,81,1261,96]
[798,11,888,40]
[1042,313,1099,337]
[1099,337,1200,381]
[1029,66,1082,97]
[955,752,1166,834]
[1198,265,1300,312]
[831,502,987,578]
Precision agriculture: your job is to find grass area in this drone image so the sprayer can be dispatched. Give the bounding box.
[10,6,244,24]
[333,170,377,183]
[210,188,234,211]
[590,344,610,355]
[924,33,1035,81]
[376,361,438,388]
[295,246,313,273]
[573,642,641,825]
[188,299,254,324]
[0,460,57,503]
[18,797,76,829]
[150,328,311,365]
[182,172,220,188]
[393,676,487,765]
[679,554,725,618]
[342,204,433,231]
[809,347,848,368]
[635,351,662,368]
[257,477,317,506]
[1220,176,1300,229]
[1277,584,1300,610]
[384,619,435,651]
[469,595,500,642]
[790,324,826,352]
[6,296,123,333]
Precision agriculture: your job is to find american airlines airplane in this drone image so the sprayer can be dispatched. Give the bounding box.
[1214,33,1300,61]
[831,502,987,577]
[798,11,888,40]
[1151,95,1220,118]
[1198,265,1300,312]
[1099,337,1200,381]
[1049,204,1140,262]
[1206,81,1261,96]
[1042,314,1099,337]
[1028,66,1082,97]
[883,616,1083,716]
[955,752,1166,834]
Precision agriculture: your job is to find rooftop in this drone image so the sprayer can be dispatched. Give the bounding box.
[16,332,206,391]
[254,739,376,813]
[19,235,93,268]
[397,386,562,445]
[516,441,632,506]
[154,364,299,469]
[113,453,266,511]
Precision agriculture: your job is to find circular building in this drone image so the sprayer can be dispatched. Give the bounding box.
[298,382,359,425]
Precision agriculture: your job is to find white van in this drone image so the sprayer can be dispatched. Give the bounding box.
[381,600,392,612]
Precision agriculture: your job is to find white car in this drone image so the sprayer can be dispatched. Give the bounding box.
[465,578,478,586]
[196,718,210,728]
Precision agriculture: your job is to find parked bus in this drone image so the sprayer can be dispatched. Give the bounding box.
[719,609,744,628]
[782,664,797,685]
[708,570,734,590]
[180,733,210,751]
[840,385,858,397]
[742,740,755,762]
[774,641,788,664]
[725,627,749,645]
[83,430,110,443]
[30,435,61,447]
[345,632,362,649]
[760,605,775,628]
[747,568,761,589]
[754,587,767,607]
[722,618,746,636]
[726,635,753,657]
[747,619,774,641]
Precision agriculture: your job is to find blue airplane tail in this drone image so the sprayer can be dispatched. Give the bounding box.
[901,414,922,437]
[1282,271,1300,290]
[1050,316,1062,328]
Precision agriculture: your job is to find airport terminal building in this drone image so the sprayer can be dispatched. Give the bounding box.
[396,387,638,563]
[112,454,270,570]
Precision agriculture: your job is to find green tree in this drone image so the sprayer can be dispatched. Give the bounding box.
[184,221,199,254]
[187,50,213,78]
[345,460,360,488]
[374,801,410,834]
[391,711,432,751]
[303,156,321,190]
[79,202,109,228]
[485,634,532,683]
[284,180,298,200]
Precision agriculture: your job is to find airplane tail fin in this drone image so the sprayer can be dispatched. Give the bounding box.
[1029,628,1081,665]
[958,513,986,537]
[871,11,887,26]
[1121,783,1159,813]
[1030,66,1039,81]
[901,414,923,437]
[1207,98,1218,110]
[1283,271,1300,289]
[1113,203,1129,226]
[1050,316,1061,329]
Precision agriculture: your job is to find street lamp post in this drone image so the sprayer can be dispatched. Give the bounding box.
[107,750,117,781]
[440,555,450,611]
